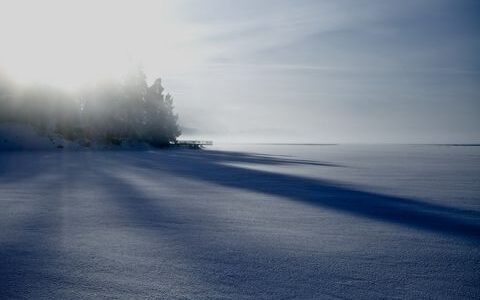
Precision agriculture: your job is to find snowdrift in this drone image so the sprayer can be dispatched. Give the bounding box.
[0,123,157,151]
[0,123,64,151]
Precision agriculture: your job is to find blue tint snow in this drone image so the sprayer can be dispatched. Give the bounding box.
[0,144,479,299]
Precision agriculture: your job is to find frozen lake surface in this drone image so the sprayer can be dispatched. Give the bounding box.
[0,144,479,299]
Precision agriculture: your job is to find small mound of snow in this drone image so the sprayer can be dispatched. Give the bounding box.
[0,123,158,151]
[0,123,66,151]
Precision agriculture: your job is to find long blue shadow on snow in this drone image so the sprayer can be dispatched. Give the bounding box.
[127,149,479,241]
[91,166,342,298]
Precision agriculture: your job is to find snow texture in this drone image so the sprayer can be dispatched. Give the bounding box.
[0,145,479,299]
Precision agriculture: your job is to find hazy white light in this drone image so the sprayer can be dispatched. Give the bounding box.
[0,0,202,88]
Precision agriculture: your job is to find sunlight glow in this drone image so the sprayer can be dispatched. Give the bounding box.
[0,0,200,88]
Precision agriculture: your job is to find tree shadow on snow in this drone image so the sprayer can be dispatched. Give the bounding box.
[1,149,479,298]
[119,149,480,241]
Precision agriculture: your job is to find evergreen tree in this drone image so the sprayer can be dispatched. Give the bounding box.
[122,66,148,140]
[145,78,181,146]
[0,67,181,147]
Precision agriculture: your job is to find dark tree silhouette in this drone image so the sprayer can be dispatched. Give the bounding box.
[144,78,181,146]
[0,68,181,147]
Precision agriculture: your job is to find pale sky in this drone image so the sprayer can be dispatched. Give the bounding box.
[0,0,479,143]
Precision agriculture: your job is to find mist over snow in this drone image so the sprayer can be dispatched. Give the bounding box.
[158,0,480,143]
[0,0,479,143]
[0,2,479,299]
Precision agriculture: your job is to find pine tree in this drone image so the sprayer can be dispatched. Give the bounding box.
[122,66,148,141]
[1,67,181,147]
[145,78,181,146]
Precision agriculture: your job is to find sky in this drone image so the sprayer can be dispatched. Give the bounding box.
[0,0,479,143]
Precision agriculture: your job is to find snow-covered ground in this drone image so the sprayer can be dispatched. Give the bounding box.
[0,123,154,151]
[0,145,479,299]
[0,123,63,150]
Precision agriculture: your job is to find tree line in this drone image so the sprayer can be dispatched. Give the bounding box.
[0,68,181,147]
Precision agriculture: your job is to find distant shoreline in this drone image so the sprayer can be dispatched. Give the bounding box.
[247,143,338,146]
[212,143,480,147]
